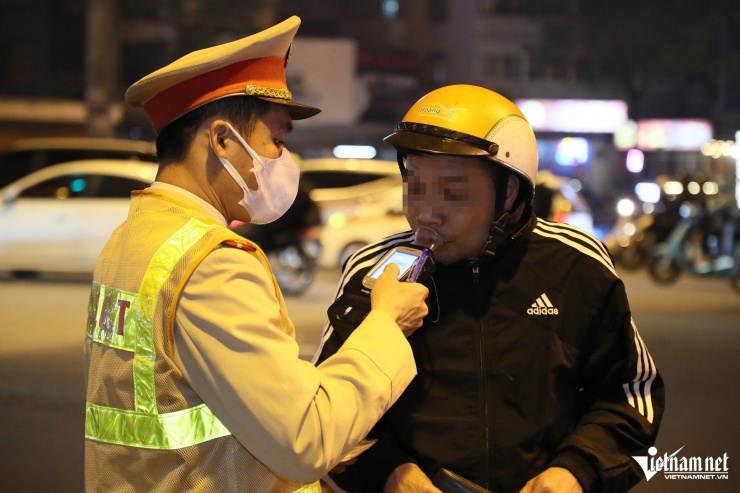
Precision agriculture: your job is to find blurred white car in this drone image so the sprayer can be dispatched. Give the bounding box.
[299,158,409,267]
[320,211,410,268]
[0,136,156,188]
[0,160,157,276]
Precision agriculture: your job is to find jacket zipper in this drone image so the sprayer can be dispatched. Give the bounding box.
[478,317,491,488]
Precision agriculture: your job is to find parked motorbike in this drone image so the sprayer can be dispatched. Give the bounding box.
[266,230,321,296]
[605,209,656,270]
[605,199,682,271]
[230,183,322,296]
[648,202,740,293]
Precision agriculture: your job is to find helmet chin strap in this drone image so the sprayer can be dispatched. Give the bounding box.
[476,202,527,259]
[396,152,407,177]
[476,175,528,260]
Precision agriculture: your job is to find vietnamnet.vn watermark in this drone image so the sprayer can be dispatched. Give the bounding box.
[633,446,730,481]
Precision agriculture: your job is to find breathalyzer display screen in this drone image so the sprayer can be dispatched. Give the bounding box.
[369,250,420,280]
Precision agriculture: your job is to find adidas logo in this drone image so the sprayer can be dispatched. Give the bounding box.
[527,293,559,315]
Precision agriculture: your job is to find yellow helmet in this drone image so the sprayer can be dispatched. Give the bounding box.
[384,84,538,203]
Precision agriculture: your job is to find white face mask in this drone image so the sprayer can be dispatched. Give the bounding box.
[214,122,300,224]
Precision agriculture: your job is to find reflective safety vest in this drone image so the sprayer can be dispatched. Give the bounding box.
[84,191,319,492]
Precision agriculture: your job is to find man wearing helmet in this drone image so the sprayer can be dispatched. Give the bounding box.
[317,85,664,493]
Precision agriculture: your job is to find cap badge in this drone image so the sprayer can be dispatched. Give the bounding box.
[244,85,293,101]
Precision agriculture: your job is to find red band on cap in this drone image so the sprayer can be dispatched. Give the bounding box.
[142,56,288,133]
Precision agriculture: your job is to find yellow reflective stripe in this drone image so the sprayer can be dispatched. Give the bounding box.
[86,283,138,351]
[85,402,231,449]
[293,482,321,492]
[134,216,219,414]
[86,215,239,450]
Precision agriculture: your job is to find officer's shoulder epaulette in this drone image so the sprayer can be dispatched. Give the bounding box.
[221,239,256,252]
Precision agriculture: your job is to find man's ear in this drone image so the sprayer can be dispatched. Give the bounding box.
[208,120,230,155]
[505,175,520,210]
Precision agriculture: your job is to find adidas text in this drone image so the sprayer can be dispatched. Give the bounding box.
[527,306,559,315]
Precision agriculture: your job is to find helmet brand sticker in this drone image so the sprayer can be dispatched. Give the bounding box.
[417,102,466,123]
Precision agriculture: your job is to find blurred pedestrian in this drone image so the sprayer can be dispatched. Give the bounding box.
[83,16,428,492]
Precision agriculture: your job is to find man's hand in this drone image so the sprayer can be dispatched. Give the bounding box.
[371,263,429,337]
[328,458,356,475]
[383,463,442,493]
[518,467,583,493]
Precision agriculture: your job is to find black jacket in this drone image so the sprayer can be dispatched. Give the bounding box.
[317,215,664,493]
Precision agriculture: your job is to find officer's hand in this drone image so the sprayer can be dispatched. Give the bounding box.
[518,467,583,493]
[383,463,442,493]
[370,263,429,337]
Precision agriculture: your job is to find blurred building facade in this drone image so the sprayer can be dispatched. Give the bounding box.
[1,0,738,217]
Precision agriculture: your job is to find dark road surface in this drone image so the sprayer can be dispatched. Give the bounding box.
[1,268,738,492]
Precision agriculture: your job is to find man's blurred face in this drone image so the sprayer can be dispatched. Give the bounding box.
[404,154,496,264]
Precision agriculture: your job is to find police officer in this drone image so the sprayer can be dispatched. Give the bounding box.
[83,17,428,492]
